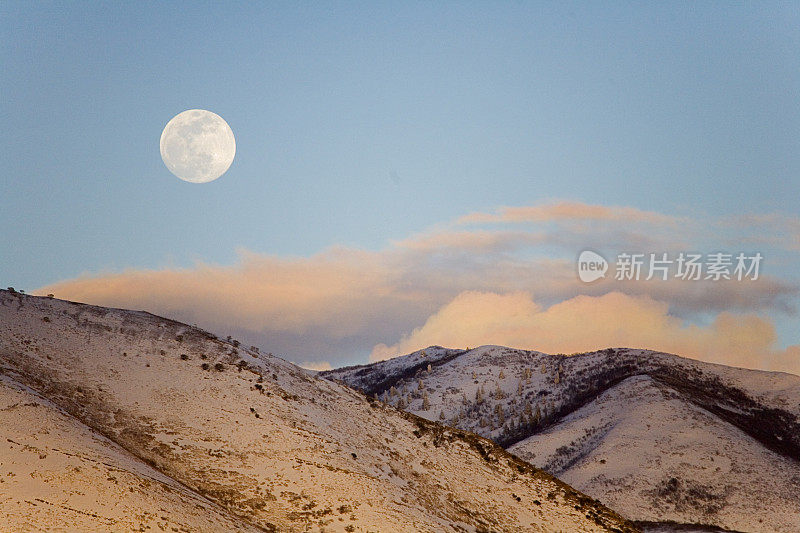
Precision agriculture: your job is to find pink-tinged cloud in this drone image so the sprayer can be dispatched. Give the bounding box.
[394,230,546,252]
[371,291,800,376]
[36,201,798,368]
[457,201,685,226]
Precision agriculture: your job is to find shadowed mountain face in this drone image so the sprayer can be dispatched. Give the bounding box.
[0,290,636,533]
[323,345,800,533]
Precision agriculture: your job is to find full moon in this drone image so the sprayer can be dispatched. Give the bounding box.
[160,109,236,183]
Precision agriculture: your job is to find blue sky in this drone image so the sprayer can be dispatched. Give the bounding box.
[2,2,798,366]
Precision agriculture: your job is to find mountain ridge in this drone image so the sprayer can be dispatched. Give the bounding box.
[323,345,800,532]
[0,289,637,532]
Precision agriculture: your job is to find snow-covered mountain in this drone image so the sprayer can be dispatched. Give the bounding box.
[323,345,800,533]
[0,289,636,533]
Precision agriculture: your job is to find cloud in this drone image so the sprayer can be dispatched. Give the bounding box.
[371,291,800,375]
[297,361,333,372]
[456,201,685,226]
[37,247,438,366]
[394,229,546,253]
[36,201,798,369]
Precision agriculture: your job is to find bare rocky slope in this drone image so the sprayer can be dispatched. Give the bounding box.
[323,345,800,533]
[0,289,637,533]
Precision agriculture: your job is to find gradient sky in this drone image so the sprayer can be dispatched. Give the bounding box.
[2,2,798,367]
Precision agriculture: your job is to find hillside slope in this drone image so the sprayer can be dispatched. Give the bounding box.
[0,374,261,532]
[0,290,636,532]
[323,345,800,532]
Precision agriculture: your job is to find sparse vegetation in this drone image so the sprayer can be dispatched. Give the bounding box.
[0,297,689,532]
